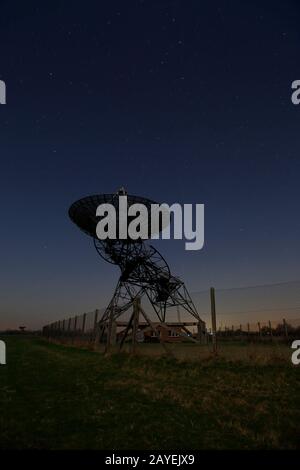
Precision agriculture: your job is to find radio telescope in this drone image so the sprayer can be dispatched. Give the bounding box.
[69,188,206,348]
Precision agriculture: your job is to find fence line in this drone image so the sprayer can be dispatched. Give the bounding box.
[43,309,102,343]
[43,312,300,344]
[42,280,300,344]
[210,318,300,338]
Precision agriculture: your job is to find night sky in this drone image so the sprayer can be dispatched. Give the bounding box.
[1,1,300,329]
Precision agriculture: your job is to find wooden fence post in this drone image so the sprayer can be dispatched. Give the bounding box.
[73,316,77,344]
[210,287,217,354]
[82,313,87,334]
[258,322,261,338]
[67,318,71,341]
[105,306,115,353]
[283,318,288,338]
[197,320,205,344]
[269,320,273,341]
[132,297,141,354]
[94,309,99,331]
[93,309,99,342]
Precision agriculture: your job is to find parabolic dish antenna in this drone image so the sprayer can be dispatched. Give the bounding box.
[69,188,206,348]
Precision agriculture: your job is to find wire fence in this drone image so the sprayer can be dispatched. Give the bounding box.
[213,318,300,340]
[42,280,300,345]
[191,280,300,329]
[43,309,101,344]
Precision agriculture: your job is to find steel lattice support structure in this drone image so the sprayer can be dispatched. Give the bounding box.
[94,238,206,349]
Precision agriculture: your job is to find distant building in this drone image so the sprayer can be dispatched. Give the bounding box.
[116,321,203,343]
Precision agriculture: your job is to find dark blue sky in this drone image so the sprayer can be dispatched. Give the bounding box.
[1,0,300,328]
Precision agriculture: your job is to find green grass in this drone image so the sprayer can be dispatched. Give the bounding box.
[0,335,299,450]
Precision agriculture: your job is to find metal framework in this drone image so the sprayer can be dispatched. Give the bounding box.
[69,189,206,349]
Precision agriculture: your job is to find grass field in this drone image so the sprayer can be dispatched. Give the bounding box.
[0,335,299,450]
